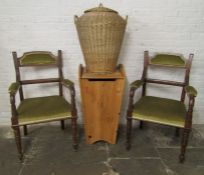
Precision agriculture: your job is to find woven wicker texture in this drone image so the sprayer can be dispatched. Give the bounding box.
[75,4,127,73]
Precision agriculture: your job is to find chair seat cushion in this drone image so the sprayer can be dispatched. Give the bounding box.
[17,95,71,125]
[133,96,186,127]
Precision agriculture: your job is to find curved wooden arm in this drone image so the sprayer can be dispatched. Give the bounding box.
[126,87,136,119]
[10,94,19,126]
[70,85,77,118]
[61,79,77,118]
[61,79,74,89]
[130,80,144,90]
[184,85,197,128]
[8,82,20,95]
[9,82,20,126]
[184,96,195,129]
[126,80,143,119]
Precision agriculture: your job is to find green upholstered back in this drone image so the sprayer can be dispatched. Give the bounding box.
[150,54,186,67]
[14,51,61,97]
[143,52,194,94]
[20,51,57,66]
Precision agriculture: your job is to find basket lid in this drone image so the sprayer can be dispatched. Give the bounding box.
[84,4,118,13]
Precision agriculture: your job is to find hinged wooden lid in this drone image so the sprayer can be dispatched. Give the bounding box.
[79,64,125,79]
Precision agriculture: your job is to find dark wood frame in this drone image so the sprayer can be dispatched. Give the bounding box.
[126,51,196,163]
[9,50,78,160]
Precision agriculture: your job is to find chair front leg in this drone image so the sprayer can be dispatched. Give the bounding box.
[71,117,78,150]
[179,96,195,163]
[10,95,23,160]
[126,117,132,150]
[139,121,144,129]
[12,125,23,160]
[126,88,135,150]
[179,128,191,163]
[70,86,78,150]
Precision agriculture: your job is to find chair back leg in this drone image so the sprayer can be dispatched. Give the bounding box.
[23,125,28,136]
[139,121,144,129]
[60,120,65,130]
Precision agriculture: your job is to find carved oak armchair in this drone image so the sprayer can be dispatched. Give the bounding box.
[8,50,78,160]
[126,51,197,163]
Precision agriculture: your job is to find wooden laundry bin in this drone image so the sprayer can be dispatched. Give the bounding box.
[79,64,125,144]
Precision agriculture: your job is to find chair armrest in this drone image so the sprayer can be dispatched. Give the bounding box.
[185,86,197,98]
[8,82,20,95]
[61,79,74,89]
[130,80,144,91]
[183,86,197,127]
[126,80,144,119]
[130,80,144,89]
[62,79,77,118]
[9,82,20,124]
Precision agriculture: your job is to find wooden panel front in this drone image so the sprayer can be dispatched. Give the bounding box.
[80,67,125,144]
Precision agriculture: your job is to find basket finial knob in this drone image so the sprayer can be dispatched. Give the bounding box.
[74,15,78,23]
[99,3,103,7]
[125,15,128,22]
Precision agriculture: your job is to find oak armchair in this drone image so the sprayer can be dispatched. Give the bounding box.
[126,51,197,163]
[9,50,78,160]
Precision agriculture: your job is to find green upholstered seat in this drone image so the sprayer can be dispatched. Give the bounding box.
[16,95,71,125]
[150,54,186,67]
[20,52,56,65]
[133,96,186,127]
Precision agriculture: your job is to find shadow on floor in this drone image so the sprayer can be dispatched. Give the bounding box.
[0,123,204,175]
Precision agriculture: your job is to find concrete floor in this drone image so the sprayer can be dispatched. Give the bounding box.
[0,123,204,175]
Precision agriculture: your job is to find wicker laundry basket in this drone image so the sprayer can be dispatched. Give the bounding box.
[75,4,127,73]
